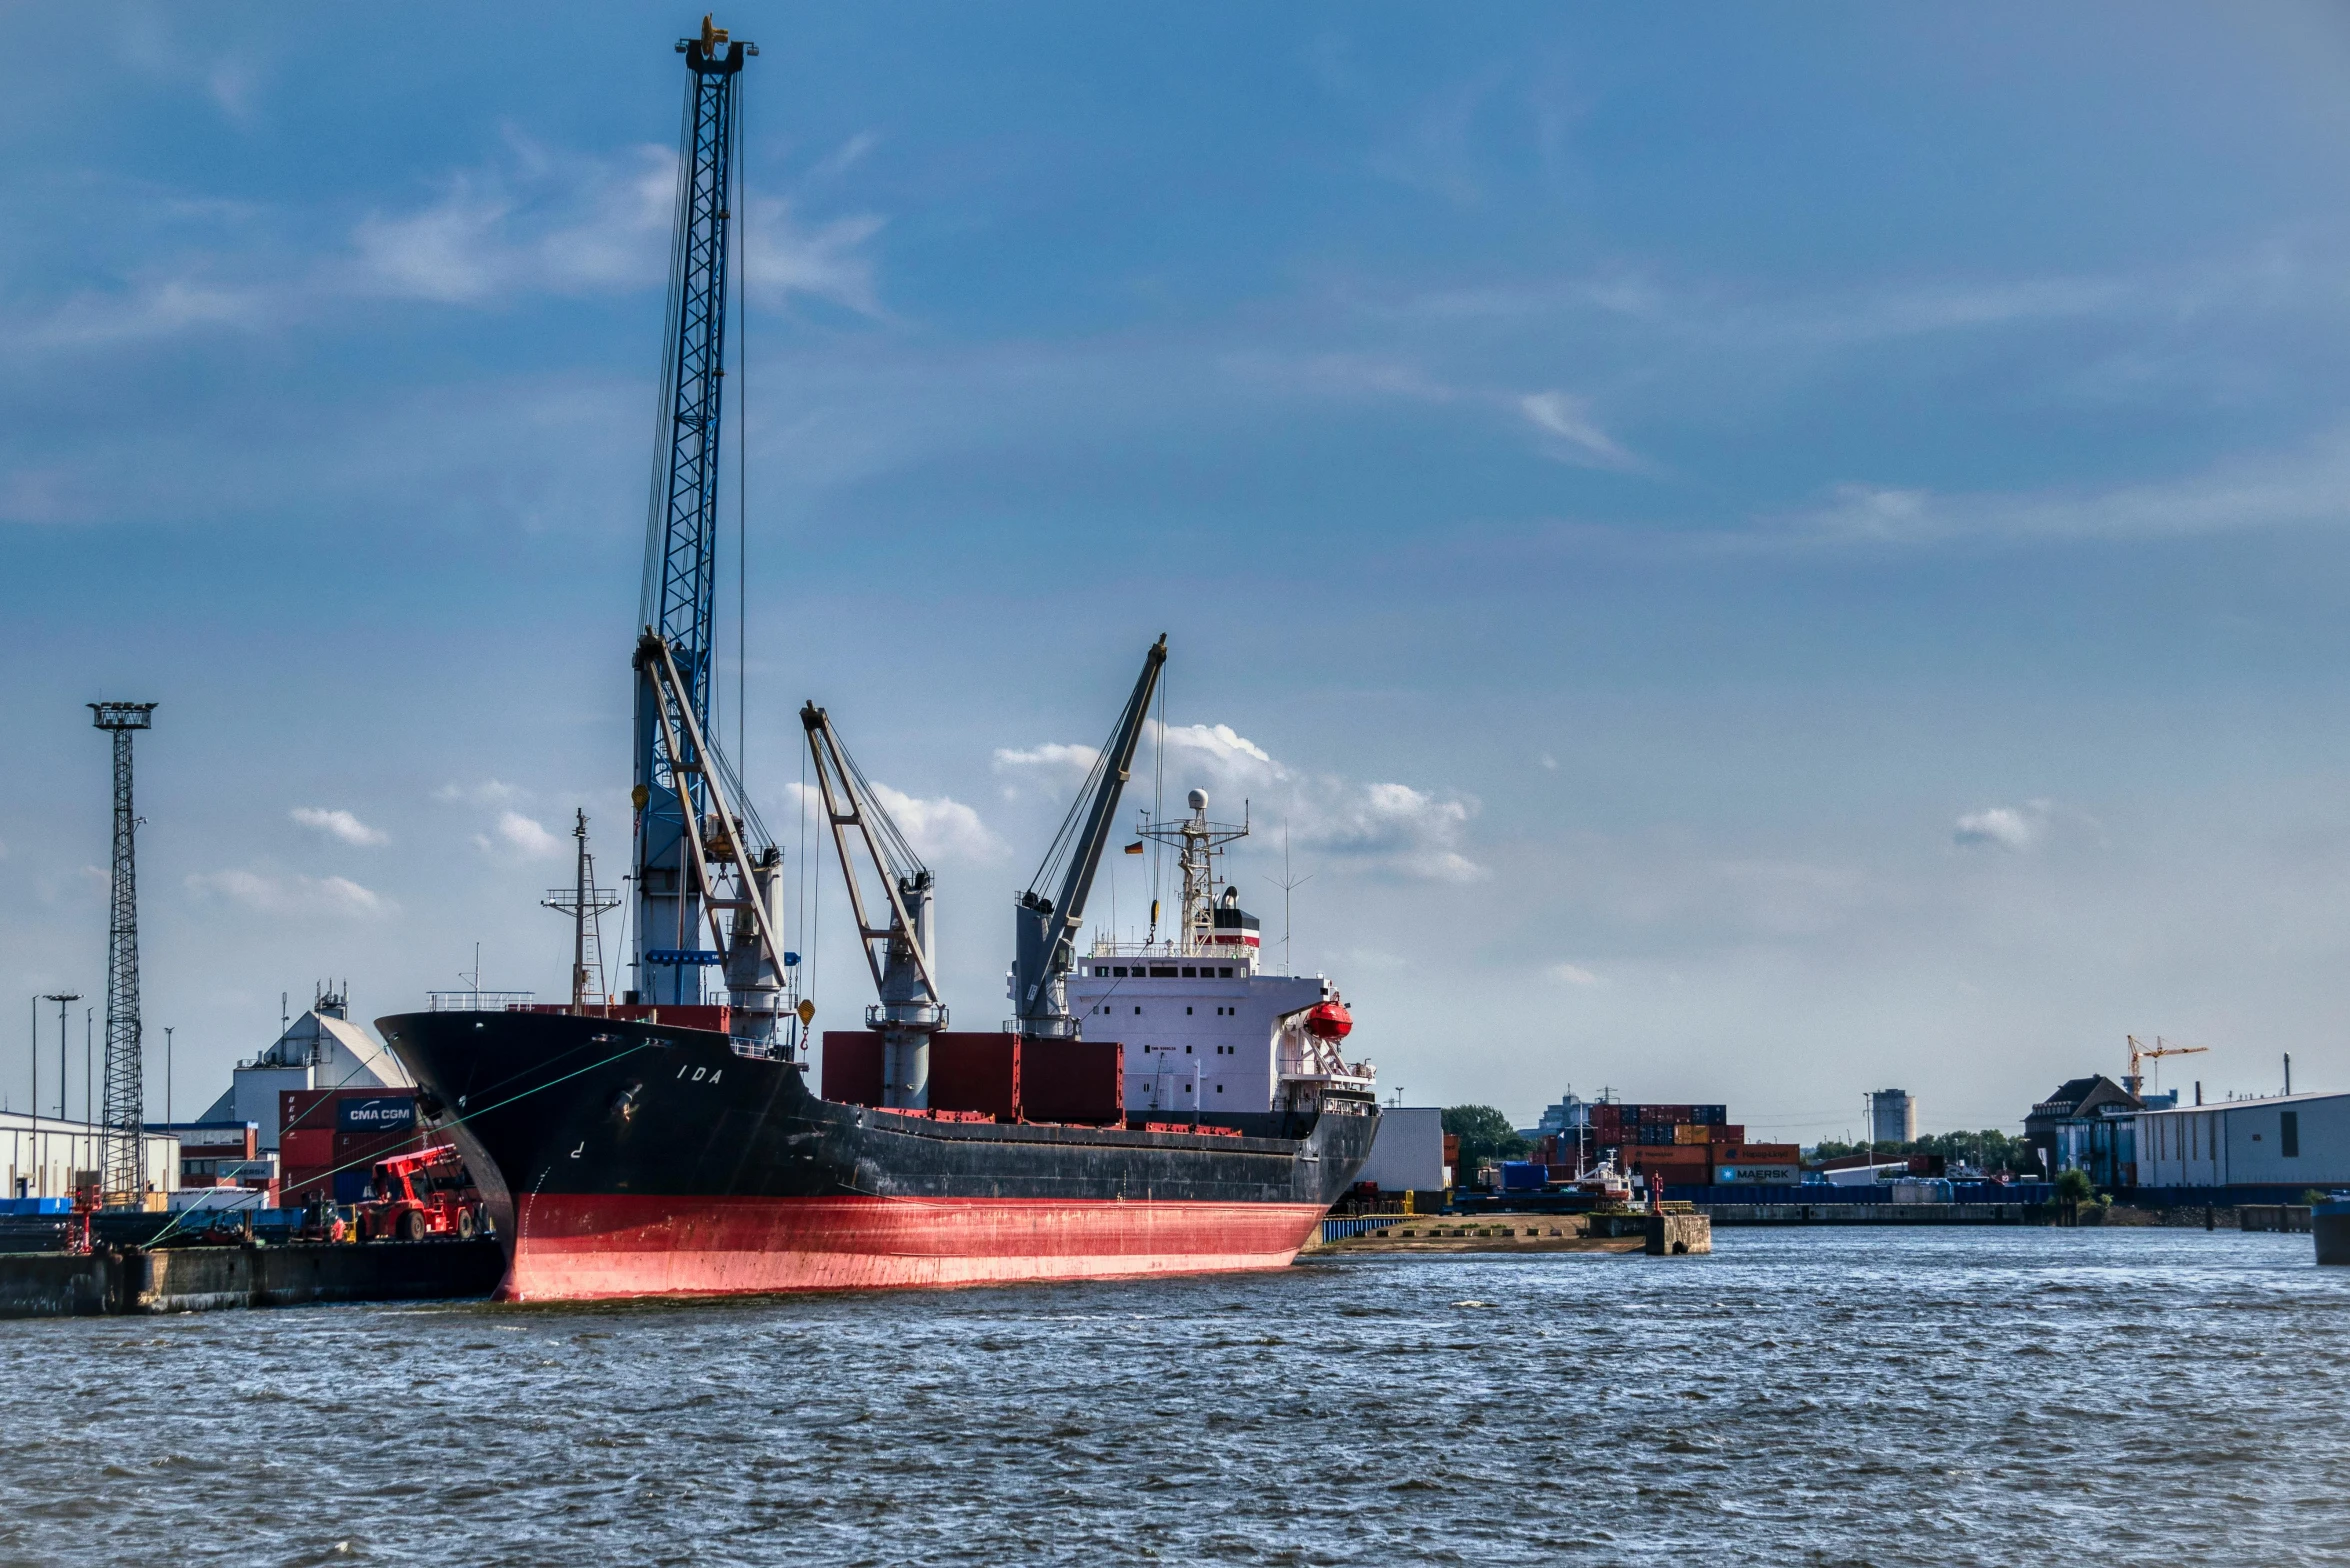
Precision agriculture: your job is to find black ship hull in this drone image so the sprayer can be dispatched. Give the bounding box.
[376,1010,1378,1301]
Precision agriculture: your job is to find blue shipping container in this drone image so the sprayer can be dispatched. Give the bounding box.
[1499,1161,1546,1191]
[0,1197,72,1215]
[332,1169,372,1203]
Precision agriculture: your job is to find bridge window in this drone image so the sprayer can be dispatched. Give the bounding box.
[1219,968,1233,977]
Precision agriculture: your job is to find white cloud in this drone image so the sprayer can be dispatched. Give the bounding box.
[1299,780,1485,883]
[1547,962,1603,986]
[1953,803,2051,852]
[1539,753,1559,771]
[869,785,1008,865]
[992,742,1099,781]
[186,869,393,919]
[290,806,387,847]
[1518,390,1638,470]
[486,811,564,860]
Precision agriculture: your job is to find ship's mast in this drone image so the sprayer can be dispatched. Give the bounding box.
[1138,790,1248,957]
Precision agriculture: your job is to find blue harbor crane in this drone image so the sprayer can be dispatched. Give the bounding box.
[1010,638,1167,1041]
[634,16,759,1012]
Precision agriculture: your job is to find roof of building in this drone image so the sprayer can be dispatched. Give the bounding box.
[2025,1074,2143,1129]
[2137,1088,2350,1116]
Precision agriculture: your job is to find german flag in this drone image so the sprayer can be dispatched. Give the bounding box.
[1124,841,1144,854]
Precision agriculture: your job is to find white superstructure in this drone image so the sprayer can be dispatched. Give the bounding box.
[1064,790,1373,1116]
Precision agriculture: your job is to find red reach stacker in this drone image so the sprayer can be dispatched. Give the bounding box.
[358,1143,488,1242]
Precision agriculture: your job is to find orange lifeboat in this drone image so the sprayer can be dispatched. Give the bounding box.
[1305,1000,1353,1040]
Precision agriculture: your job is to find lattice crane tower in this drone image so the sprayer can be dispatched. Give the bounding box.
[90,701,156,1205]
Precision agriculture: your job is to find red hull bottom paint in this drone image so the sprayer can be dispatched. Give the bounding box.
[499,1195,1331,1302]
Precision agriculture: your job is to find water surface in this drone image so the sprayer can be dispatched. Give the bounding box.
[2,1227,2338,1565]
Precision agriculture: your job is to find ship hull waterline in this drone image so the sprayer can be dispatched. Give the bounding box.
[377,1010,1378,1304]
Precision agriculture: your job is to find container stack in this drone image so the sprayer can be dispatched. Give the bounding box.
[279,1088,426,1205]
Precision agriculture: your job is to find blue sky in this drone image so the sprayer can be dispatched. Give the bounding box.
[7,3,2350,1142]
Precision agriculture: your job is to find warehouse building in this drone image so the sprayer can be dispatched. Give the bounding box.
[2135,1090,2350,1188]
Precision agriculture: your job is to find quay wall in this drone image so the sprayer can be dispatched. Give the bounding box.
[0,1241,504,1319]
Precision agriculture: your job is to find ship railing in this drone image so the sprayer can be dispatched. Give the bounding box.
[425,990,537,1012]
[1087,939,1256,959]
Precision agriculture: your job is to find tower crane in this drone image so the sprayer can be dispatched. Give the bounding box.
[2125,1034,2207,1097]
[1011,637,1167,1041]
[801,704,945,1106]
[631,17,785,1039]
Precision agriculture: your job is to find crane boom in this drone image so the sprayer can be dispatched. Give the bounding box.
[634,17,755,1008]
[802,704,945,1105]
[1012,636,1167,1040]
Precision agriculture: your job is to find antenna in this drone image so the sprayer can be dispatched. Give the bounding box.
[1264,816,1311,975]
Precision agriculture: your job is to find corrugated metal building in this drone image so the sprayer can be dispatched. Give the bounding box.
[2136,1090,2350,1188]
[2,1112,179,1200]
[1354,1107,1446,1192]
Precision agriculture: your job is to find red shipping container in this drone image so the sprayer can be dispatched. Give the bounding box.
[928,1032,1020,1122]
[821,1030,885,1107]
[1708,1125,1747,1144]
[1021,1038,1122,1124]
[280,1128,333,1168]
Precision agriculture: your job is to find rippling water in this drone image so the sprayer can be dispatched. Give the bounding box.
[2,1227,2341,1566]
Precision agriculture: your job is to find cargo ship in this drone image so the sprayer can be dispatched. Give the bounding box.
[377,1007,1376,1301]
[376,22,1377,1303]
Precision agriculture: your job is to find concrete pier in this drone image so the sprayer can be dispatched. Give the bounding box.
[0,1240,505,1318]
[1646,1213,1712,1255]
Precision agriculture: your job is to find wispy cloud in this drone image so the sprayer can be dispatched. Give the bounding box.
[1547,962,1603,986]
[187,868,394,918]
[1518,390,1637,470]
[1953,802,2051,852]
[290,806,387,847]
[1792,426,2350,546]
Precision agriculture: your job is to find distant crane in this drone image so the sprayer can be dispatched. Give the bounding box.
[801,704,944,1106]
[2125,1034,2207,1098]
[1011,637,1167,1041]
[90,702,156,1206]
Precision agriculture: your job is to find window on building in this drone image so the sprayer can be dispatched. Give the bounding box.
[2283,1111,2300,1159]
[1219,967,1234,977]
[1151,967,1177,978]
[1182,966,1198,978]
[1186,1006,1193,1015]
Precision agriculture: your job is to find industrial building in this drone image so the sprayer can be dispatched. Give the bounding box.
[2024,1075,2142,1185]
[195,985,412,1151]
[2135,1090,2350,1188]
[3,1112,178,1201]
[1869,1089,1915,1145]
[1353,1107,1446,1196]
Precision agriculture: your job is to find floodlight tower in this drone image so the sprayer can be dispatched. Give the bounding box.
[90,702,156,1205]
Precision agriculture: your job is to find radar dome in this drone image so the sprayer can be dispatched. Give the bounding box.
[1187,788,1208,810]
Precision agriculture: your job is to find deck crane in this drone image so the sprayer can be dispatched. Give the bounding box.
[801,704,946,1106]
[1011,637,1167,1041]
[2125,1034,2207,1098]
[632,16,784,1041]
